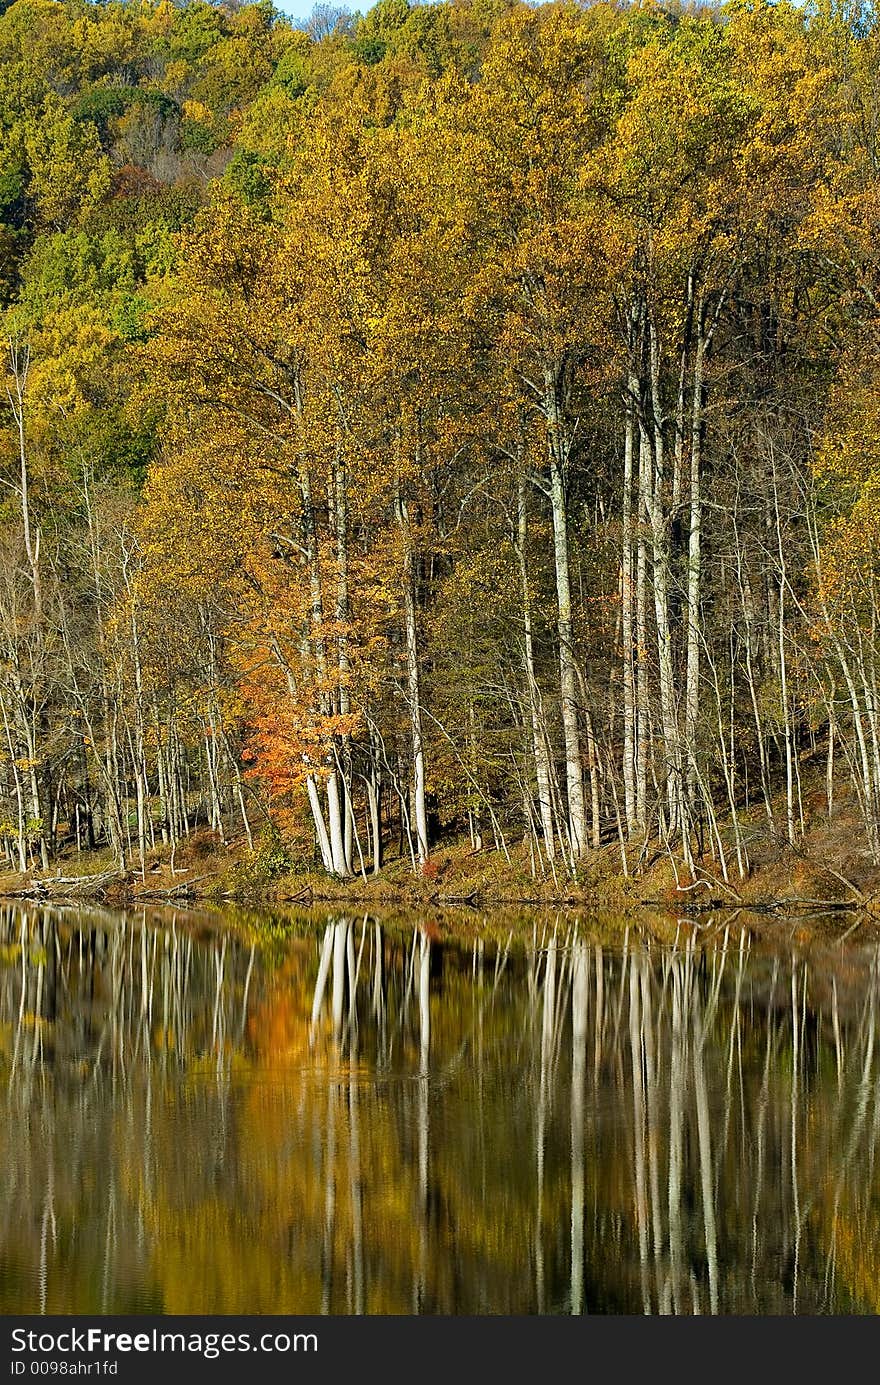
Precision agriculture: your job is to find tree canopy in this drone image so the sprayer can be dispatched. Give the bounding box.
[1,0,880,890]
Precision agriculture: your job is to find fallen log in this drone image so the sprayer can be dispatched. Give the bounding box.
[766,896,862,912]
[46,869,119,891]
[134,872,214,901]
[4,869,125,900]
[279,884,313,903]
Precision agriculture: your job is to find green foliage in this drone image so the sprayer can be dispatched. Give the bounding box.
[351,33,386,65]
[180,113,219,154]
[233,827,302,896]
[223,147,276,206]
[169,1,226,65]
[17,225,160,342]
[270,43,311,97]
[70,403,156,485]
[71,85,131,137]
[350,0,455,75]
[0,159,25,225]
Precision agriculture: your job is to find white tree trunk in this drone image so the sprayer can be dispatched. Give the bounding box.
[398,491,429,864]
[684,316,706,812]
[621,379,638,834]
[547,434,586,856]
[517,474,555,859]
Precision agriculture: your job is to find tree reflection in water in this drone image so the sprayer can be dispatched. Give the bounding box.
[1,906,880,1314]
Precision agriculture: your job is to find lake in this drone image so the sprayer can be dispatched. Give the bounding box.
[0,904,878,1314]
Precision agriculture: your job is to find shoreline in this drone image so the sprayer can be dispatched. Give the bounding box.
[2,814,879,924]
[0,865,876,921]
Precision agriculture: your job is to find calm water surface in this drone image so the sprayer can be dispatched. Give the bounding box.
[1,905,878,1314]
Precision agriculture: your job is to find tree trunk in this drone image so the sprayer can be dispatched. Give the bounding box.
[621,376,638,835]
[397,489,429,865]
[684,309,706,815]
[545,366,586,858]
[517,473,555,860]
[645,314,686,853]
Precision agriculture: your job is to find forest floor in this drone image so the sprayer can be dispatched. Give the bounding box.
[3,775,880,926]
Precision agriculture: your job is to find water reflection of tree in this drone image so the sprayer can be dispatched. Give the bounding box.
[3,907,880,1313]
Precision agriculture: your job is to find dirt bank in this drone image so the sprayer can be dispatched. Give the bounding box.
[3,797,880,925]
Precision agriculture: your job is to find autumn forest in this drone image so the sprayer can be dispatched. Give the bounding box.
[2,0,880,895]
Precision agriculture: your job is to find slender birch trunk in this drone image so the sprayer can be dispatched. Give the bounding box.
[7,341,47,868]
[545,365,586,857]
[621,372,638,835]
[298,458,350,876]
[396,485,428,865]
[684,306,706,814]
[636,437,650,829]
[645,312,686,853]
[334,437,355,874]
[517,473,555,859]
